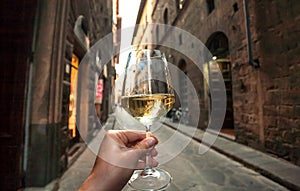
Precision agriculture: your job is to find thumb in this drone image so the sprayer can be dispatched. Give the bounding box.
[134,137,158,150]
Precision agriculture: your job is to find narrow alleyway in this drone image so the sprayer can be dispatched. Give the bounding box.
[56,116,293,191]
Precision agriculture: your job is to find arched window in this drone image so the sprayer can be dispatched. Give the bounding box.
[206,32,229,58]
[206,0,215,14]
[156,26,159,43]
[178,59,187,74]
[163,8,168,24]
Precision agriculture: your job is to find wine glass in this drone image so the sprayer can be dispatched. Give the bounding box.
[120,48,175,190]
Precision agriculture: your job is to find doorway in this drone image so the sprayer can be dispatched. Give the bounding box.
[206,32,235,138]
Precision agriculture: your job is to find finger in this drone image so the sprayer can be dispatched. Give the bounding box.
[139,148,158,162]
[134,137,158,150]
[122,131,158,145]
[120,130,146,143]
[136,158,159,170]
[152,158,158,167]
[107,130,157,145]
[151,148,158,157]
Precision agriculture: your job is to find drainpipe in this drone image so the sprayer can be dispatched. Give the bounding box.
[23,2,40,172]
[243,0,259,68]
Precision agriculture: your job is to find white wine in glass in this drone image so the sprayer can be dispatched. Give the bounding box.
[121,93,175,126]
[121,49,175,190]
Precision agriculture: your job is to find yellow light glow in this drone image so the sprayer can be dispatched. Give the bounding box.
[68,54,79,138]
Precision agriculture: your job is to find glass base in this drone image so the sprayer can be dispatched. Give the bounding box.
[128,168,172,191]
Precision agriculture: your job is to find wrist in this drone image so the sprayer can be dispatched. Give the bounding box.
[79,157,134,191]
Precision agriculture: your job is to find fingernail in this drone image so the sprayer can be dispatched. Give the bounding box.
[146,138,156,147]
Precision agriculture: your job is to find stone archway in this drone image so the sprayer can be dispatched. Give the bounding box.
[206,32,235,137]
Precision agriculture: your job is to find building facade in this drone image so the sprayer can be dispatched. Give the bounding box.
[0,0,114,190]
[133,0,300,166]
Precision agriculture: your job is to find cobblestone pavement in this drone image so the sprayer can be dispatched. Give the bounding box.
[122,124,289,191]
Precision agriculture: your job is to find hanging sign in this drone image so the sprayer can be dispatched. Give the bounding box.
[95,78,103,104]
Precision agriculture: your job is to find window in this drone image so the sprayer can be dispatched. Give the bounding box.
[176,0,185,11]
[164,8,168,24]
[206,32,229,58]
[179,34,183,45]
[206,0,215,14]
[179,0,185,9]
[68,54,79,138]
[233,3,238,12]
[156,26,159,43]
[176,0,180,12]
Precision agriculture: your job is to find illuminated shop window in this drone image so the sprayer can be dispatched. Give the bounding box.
[68,54,79,138]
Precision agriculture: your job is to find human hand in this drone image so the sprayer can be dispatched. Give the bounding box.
[98,130,159,169]
[79,130,159,191]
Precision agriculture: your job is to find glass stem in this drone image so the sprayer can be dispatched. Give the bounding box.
[144,124,154,175]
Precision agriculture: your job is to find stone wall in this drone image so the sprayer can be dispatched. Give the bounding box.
[135,0,300,166]
[253,0,300,165]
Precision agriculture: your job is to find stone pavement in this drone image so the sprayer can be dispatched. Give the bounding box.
[53,115,300,191]
[162,119,300,191]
